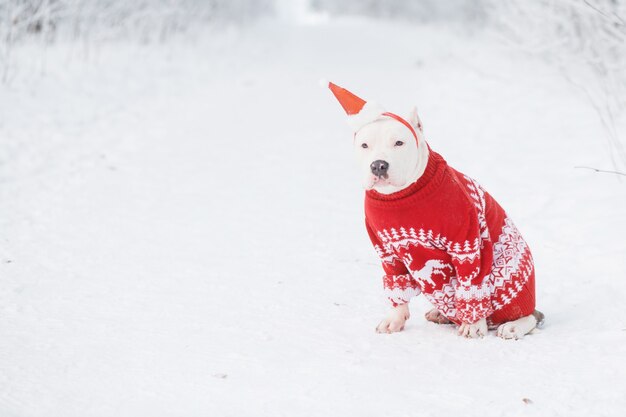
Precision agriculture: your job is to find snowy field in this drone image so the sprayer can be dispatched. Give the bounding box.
[1,18,626,417]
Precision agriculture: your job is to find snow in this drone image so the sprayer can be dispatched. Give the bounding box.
[1,18,626,417]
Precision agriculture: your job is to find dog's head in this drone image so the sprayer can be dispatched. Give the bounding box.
[354,107,429,194]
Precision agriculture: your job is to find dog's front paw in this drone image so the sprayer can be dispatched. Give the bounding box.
[376,304,410,334]
[458,318,488,338]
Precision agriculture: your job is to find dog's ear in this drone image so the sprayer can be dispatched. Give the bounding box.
[408,106,423,133]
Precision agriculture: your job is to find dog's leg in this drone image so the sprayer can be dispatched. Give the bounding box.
[496,310,545,340]
[376,303,410,334]
[424,308,452,324]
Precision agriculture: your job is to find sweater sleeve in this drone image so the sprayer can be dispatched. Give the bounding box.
[449,210,494,324]
[366,219,421,307]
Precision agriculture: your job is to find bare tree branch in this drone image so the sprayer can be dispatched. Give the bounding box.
[575,166,626,176]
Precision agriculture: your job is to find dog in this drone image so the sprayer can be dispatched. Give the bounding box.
[324,81,544,339]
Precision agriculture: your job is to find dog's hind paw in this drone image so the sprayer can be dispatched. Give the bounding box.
[424,308,452,325]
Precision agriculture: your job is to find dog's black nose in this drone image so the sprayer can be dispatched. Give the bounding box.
[370,160,389,177]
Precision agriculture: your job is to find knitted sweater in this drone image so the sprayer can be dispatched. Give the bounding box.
[365,150,535,325]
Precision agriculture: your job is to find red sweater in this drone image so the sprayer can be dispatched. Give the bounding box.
[365,150,535,325]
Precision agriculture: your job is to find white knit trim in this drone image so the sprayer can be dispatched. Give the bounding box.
[385,286,421,306]
[378,228,481,264]
[455,282,492,301]
[383,273,422,306]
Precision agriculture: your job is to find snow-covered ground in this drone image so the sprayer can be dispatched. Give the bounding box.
[1,19,626,417]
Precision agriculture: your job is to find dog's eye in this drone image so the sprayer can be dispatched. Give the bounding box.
[395,140,404,147]
[361,143,368,149]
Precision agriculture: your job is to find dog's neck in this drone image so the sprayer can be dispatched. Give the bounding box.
[374,138,430,195]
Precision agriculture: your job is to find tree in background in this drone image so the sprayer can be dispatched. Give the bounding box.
[1,0,624,170]
[490,0,626,172]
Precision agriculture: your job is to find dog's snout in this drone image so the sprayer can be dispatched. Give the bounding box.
[370,160,389,177]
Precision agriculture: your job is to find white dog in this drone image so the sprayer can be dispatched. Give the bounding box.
[324,81,544,339]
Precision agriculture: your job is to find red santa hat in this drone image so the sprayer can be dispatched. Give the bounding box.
[321,80,418,142]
